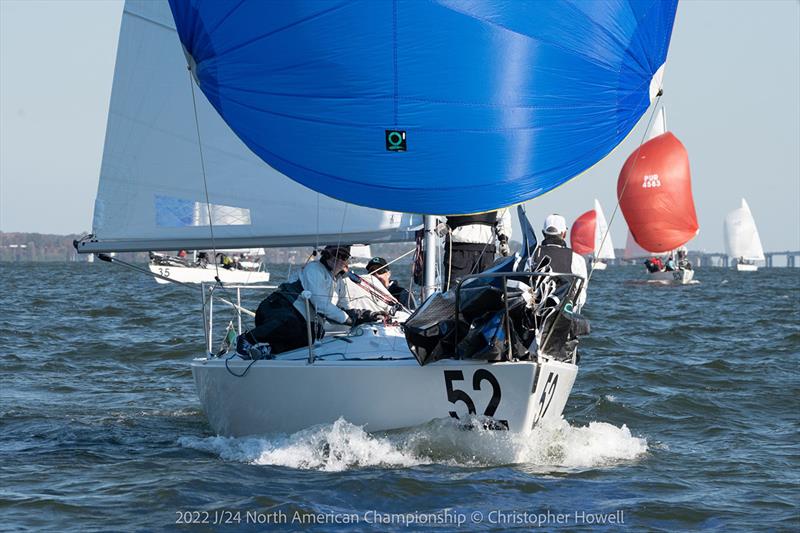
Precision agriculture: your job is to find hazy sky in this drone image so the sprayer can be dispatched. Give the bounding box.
[1,0,798,252]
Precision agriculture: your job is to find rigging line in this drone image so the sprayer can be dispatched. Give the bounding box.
[187,68,239,324]
[363,247,418,274]
[187,68,222,284]
[97,254,257,317]
[587,92,663,285]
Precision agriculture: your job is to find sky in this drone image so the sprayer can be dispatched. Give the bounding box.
[1,0,798,253]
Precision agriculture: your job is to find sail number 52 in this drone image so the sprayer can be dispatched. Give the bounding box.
[443,370,507,427]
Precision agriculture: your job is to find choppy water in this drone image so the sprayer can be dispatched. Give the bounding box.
[1,262,798,531]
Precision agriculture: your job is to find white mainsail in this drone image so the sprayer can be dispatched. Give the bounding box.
[624,230,651,260]
[724,199,765,261]
[593,199,615,260]
[80,1,420,254]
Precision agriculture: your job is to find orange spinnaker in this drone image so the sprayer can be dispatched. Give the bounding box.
[617,132,699,253]
[570,210,596,255]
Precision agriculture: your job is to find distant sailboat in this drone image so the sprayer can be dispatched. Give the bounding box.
[348,245,373,270]
[148,248,271,285]
[618,107,699,284]
[724,198,764,271]
[570,199,615,270]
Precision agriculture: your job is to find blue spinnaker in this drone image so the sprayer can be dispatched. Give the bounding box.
[169,0,678,215]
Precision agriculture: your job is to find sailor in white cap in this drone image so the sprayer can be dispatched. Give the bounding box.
[531,214,588,308]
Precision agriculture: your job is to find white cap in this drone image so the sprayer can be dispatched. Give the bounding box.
[542,214,567,235]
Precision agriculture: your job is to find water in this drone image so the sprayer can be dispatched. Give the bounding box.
[1,263,798,531]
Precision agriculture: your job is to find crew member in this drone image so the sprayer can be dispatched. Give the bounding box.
[531,214,588,309]
[443,208,512,290]
[366,257,416,310]
[237,245,381,358]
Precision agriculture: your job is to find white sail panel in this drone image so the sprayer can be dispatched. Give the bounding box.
[593,199,615,260]
[647,107,667,140]
[82,1,419,253]
[624,230,651,260]
[724,198,765,261]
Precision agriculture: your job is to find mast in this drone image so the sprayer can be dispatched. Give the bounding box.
[423,215,438,299]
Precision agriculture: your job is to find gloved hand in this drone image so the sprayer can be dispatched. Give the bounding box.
[345,308,387,326]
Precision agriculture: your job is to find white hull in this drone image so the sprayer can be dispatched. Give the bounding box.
[148,264,270,285]
[591,260,608,270]
[648,268,694,284]
[191,325,577,436]
[735,263,758,272]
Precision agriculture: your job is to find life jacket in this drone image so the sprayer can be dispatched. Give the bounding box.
[446,211,497,230]
[271,278,304,307]
[531,237,574,274]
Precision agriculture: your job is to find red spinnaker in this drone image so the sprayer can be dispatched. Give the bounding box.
[617,132,699,253]
[570,210,596,255]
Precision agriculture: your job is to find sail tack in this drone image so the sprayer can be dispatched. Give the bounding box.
[82,1,420,253]
[169,0,679,215]
[617,132,699,253]
[724,199,765,260]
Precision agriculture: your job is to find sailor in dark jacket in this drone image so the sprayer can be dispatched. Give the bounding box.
[443,209,512,290]
[531,214,588,309]
[365,256,416,311]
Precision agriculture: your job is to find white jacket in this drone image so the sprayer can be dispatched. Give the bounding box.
[448,208,512,245]
[344,274,396,314]
[292,260,350,324]
[570,252,588,310]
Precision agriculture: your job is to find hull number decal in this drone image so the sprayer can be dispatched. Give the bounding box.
[158,267,171,278]
[444,369,508,428]
[533,371,559,425]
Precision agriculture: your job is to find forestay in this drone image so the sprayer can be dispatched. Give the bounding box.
[168,0,678,215]
[80,0,419,254]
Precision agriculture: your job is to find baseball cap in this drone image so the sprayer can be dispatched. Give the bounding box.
[542,214,567,235]
[323,245,351,260]
[366,256,388,273]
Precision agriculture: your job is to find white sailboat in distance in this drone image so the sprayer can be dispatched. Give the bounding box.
[569,199,615,270]
[724,198,765,271]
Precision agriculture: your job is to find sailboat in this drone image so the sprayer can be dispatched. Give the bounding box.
[348,245,373,270]
[148,248,271,285]
[570,199,615,270]
[724,199,764,271]
[618,107,699,284]
[77,0,678,436]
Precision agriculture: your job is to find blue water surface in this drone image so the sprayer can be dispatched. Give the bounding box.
[1,263,798,532]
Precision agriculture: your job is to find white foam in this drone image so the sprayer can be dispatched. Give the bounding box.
[179,417,647,472]
[179,419,425,472]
